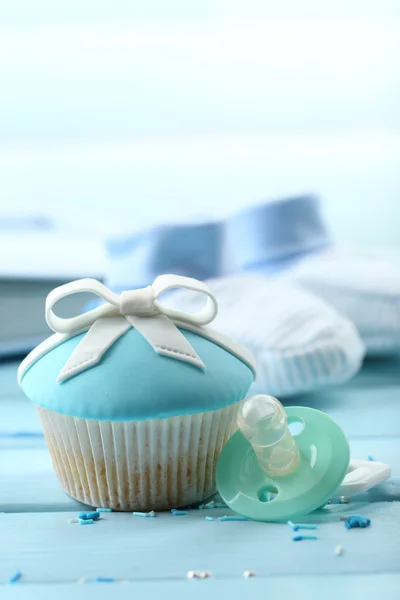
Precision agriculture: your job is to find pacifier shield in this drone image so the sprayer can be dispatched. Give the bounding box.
[216,406,350,522]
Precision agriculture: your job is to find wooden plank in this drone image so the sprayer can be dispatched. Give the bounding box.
[289,385,400,438]
[0,448,90,512]
[0,505,399,585]
[2,574,400,600]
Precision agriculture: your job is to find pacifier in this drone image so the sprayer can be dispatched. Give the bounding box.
[216,395,391,522]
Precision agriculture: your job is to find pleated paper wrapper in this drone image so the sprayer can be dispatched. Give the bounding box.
[35,401,242,511]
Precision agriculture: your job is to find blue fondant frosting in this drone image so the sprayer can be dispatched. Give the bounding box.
[20,326,254,421]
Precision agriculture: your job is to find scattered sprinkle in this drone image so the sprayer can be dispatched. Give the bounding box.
[79,518,94,525]
[186,570,211,579]
[243,570,256,578]
[205,501,215,509]
[368,456,374,461]
[171,509,188,516]
[187,570,198,579]
[68,518,80,524]
[205,515,249,522]
[89,511,101,520]
[335,545,343,556]
[292,535,318,541]
[288,521,317,531]
[344,515,371,529]
[79,511,100,521]
[132,511,156,518]
[96,508,112,513]
[8,571,22,584]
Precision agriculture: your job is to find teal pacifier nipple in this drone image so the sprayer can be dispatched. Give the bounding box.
[216,395,350,522]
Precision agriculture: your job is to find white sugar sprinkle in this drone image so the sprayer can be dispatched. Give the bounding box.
[335,545,343,556]
[187,570,211,579]
[243,570,256,578]
[187,570,198,579]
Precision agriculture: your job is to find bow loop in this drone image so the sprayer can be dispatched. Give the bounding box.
[45,278,121,334]
[152,274,218,326]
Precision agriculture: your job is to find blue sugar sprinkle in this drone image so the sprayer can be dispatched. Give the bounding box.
[96,508,112,512]
[8,571,22,584]
[292,535,318,541]
[79,518,94,525]
[86,511,100,520]
[368,456,374,461]
[344,515,371,529]
[205,516,216,521]
[94,577,116,583]
[79,511,100,520]
[171,509,188,516]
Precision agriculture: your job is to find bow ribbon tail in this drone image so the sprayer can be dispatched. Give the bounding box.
[57,315,206,383]
[127,314,206,370]
[57,317,131,383]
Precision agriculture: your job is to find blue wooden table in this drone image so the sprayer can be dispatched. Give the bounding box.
[1,357,399,599]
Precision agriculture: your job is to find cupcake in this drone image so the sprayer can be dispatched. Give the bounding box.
[18,274,255,511]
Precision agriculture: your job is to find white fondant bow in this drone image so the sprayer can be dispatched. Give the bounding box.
[46,275,218,383]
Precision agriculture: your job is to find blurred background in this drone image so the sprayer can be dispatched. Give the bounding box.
[0,1,399,352]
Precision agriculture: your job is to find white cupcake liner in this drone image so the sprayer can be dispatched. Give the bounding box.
[35,402,242,511]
